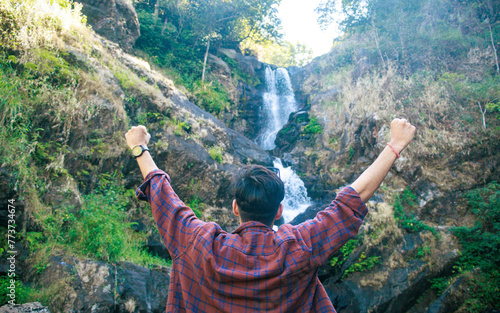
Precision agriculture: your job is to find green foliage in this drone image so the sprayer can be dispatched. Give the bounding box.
[134,0,280,114]
[430,277,451,296]
[241,37,313,68]
[187,195,204,219]
[342,252,381,279]
[0,48,167,270]
[348,146,355,162]
[192,81,230,115]
[0,0,88,51]
[173,118,190,135]
[427,182,500,311]
[316,0,500,74]
[135,0,281,52]
[114,68,136,90]
[393,188,437,236]
[32,172,169,267]
[221,54,261,87]
[0,276,32,306]
[416,244,431,259]
[330,238,360,267]
[450,182,500,310]
[208,146,224,163]
[452,182,500,273]
[303,117,323,135]
[439,72,500,122]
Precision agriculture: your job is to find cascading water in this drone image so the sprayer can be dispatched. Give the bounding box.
[256,67,298,150]
[256,66,311,223]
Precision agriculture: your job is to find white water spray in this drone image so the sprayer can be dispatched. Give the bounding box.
[256,67,298,150]
[257,66,311,223]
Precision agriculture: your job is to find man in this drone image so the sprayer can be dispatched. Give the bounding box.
[126,118,416,312]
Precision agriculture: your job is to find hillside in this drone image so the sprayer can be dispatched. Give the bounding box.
[0,0,499,312]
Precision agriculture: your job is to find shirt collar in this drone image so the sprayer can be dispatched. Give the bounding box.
[231,221,273,234]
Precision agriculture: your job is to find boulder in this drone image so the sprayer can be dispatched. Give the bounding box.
[321,232,460,313]
[75,0,140,52]
[34,255,170,313]
[426,276,471,313]
[0,303,50,313]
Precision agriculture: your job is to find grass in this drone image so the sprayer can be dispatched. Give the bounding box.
[208,146,224,163]
[0,2,171,296]
[393,188,438,237]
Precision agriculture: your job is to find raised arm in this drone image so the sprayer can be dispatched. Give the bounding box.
[351,118,416,202]
[126,125,204,257]
[125,125,158,179]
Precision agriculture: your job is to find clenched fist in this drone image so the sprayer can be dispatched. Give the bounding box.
[125,125,151,149]
[389,118,416,153]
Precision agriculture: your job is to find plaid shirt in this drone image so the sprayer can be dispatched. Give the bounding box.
[136,169,368,313]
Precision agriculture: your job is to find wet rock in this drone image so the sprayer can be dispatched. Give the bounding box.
[233,81,264,139]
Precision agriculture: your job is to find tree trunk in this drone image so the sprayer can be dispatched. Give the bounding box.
[202,40,210,83]
[154,0,160,24]
[373,25,386,68]
[478,101,487,130]
[161,17,169,36]
[487,19,499,74]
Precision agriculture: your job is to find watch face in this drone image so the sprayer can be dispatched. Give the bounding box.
[132,145,143,156]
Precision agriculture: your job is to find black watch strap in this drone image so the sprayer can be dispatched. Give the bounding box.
[132,145,149,159]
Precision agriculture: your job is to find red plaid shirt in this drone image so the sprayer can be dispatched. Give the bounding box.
[136,169,368,312]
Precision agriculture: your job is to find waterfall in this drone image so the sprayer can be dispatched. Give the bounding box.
[256,67,298,150]
[256,66,311,223]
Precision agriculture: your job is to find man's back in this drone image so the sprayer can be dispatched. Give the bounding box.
[127,118,416,312]
[136,170,367,312]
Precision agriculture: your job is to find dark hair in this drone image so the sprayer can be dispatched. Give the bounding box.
[231,165,285,227]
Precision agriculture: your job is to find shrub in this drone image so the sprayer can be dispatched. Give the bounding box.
[0,276,32,306]
[303,117,322,135]
[449,182,500,311]
[393,188,437,236]
[0,0,88,51]
[330,238,360,267]
[28,173,170,268]
[187,195,204,219]
[342,252,381,279]
[208,146,224,163]
[192,81,230,115]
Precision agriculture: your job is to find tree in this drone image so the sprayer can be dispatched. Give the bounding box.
[136,0,282,80]
[473,0,500,73]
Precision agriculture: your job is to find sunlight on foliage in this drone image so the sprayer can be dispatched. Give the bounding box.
[240,24,313,67]
[0,0,88,53]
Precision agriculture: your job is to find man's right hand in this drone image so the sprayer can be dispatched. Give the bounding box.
[125,125,151,149]
[388,118,416,153]
[351,118,416,203]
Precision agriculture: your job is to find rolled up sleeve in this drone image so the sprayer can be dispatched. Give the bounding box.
[296,186,368,268]
[136,169,205,257]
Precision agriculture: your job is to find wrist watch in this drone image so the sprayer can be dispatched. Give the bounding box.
[131,145,149,159]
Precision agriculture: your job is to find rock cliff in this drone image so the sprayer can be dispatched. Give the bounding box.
[1,0,499,312]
